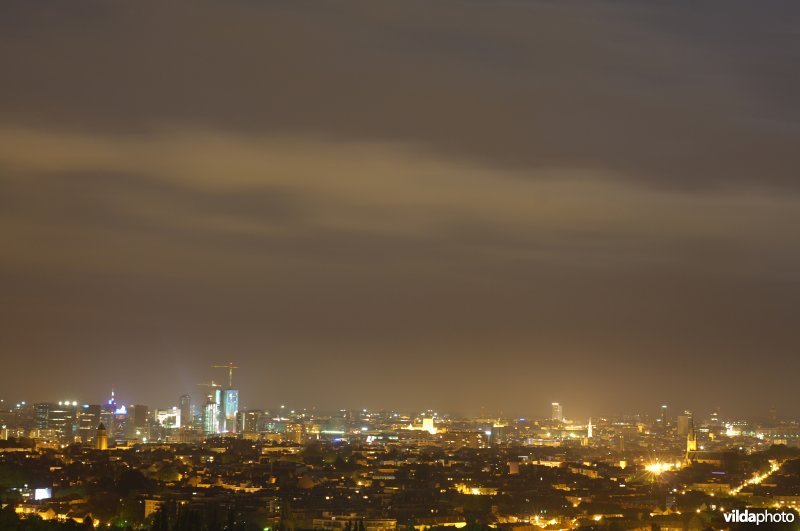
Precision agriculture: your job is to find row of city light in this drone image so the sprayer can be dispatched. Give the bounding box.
[729,459,781,496]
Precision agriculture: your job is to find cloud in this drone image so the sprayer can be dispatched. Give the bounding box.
[1,126,799,286]
[1,0,798,189]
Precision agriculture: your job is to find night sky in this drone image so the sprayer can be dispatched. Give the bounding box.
[1,1,799,419]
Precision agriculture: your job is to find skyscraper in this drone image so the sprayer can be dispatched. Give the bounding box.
[660,404,669,430]
[101,390,117,440]
[213,363,239,433]
[197,380,221,434]
[48,401,79,441]
[709,407,721,426]
[203,393,219,435]
[78,404,101,444]
[221,389,238,433]
[677,411,692,437]
[34,402,51,429]
[551,402,563,422]
[131,404,149,440]
[240,409,262,433]
[179,394,191,428]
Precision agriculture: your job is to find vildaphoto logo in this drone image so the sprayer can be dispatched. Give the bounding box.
[723,509,796,525]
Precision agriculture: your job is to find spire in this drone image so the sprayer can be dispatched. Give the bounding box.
[685,414,697,461]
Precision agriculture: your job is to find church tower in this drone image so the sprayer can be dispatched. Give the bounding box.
[96,422,108,450]
[685,416,697,461]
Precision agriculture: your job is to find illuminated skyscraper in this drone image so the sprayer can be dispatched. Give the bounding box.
[78,404,101,444]
[101,390,117,439]
[198,380,221,434]
[131,404,149,440]
[551,402,563,422]
[113,404,128,441]
[240,409,262,433]
[34,403,51,429]
[490,423,508,446]
[203,394,219,435]
[47,401,79,441]
[221,389,238,433]
[213,363,239,433]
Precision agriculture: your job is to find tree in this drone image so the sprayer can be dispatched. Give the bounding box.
[156,464,182,483]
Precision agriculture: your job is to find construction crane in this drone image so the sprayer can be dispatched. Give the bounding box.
[212,363,239,388]
[196,380,221,399]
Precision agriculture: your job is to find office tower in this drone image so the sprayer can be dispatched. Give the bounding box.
[221,389,238,433]
[551,402,563,422]
[490,424,508,446]
[179,394,191,428]
[96,423,108,450]
[213,363,239,433]
[78,404,101,444]
[191,405,202,430]
[34,402,52,429]
[241,409,262,434]
[132,404,149,440]
[677,412,692,437]
[214,387,222,430]
[587,418,593,439]
[660,404,669,430]
[197,380,222,434]
[101,390,117,439]
[112,405,129,441]
[203,394,219,435]
[49,401,79,441]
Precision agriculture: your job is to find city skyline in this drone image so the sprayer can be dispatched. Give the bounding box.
[0,387,786,426]
[4,386,792,443]
[2,0,800,417]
